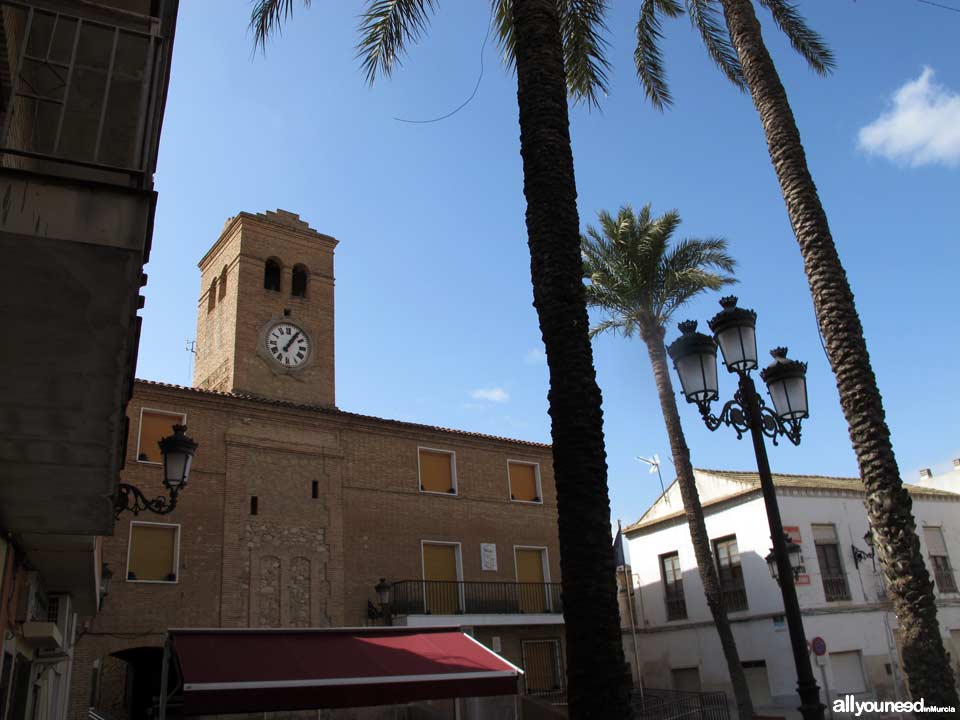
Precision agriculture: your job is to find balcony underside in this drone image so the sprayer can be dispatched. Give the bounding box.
[0,168,154,536]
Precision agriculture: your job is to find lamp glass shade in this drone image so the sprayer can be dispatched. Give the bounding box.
[766,371,808,421]
[715,324,758,373]
[375,578,391,605]
[158,424,198,492]
[786,540,803,569]
[674,349,719,403]
[765,550,778,580]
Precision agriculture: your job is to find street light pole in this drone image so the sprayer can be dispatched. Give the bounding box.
[667,296,826,720]
[739,372,825,720]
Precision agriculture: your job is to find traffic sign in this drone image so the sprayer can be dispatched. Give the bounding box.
[811,636,827,656]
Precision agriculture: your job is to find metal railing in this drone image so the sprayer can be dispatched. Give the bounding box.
[822,574,851,602]
[390,580,563,615]
[633,688,731,720]
[720,584,748,613]
[0,0,176,186]
[664,585,687,621]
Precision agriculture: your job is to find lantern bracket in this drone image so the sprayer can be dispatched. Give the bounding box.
[696,386,803,446]
[114,482,180,518]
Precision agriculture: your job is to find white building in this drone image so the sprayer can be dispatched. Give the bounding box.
[621,468,960,717]
[916,459,960,494]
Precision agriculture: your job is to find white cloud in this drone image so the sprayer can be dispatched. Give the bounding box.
[523,348,546,365]
[469,387,510,403]
[858,67,960,167]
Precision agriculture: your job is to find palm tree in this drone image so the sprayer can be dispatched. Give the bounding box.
[633,0,958,705]
[583,204,755,719]
[249,1,631,716]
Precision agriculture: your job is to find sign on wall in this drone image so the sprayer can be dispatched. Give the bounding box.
[481,543,498,571]
[783,525,811,585]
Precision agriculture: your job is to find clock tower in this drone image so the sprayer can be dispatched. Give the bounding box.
[193,209,336,407]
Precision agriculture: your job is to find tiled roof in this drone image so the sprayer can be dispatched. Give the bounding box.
[134,379,552,449]
[624,467,957,534]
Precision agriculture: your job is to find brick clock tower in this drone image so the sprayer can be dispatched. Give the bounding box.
[193,209,336,406]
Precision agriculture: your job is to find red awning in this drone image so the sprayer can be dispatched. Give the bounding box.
[168,627,521,715]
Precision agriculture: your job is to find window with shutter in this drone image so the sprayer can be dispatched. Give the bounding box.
[508,462,541,502]
[812,523,850,601]
[418,449,456,494]
[924,527,957,593]
[127,523,179,582]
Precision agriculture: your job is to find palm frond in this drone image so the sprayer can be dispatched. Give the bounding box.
[492,0,516,70]
[757,0,834,76]
[356,0,438,85]
[685,0,745,91]
[559,0,612,108]
[250,0,311,52]
[581,205,738,333]
[635,0,683,110]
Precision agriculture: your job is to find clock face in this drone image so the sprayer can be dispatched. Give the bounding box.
[265,322,311,369]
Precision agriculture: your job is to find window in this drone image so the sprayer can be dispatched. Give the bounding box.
[291,264,308,298]
[422,542,462,614]
[508,461,541,502]
[829,651,866,694]
[522,640,563,695]
[250,497,258,516]
[660,552,687,621]
[207,278,217,312]
[311,481,319,499]
[218,265,228,299]
[418,448,456,494]
[126,522,179,582]
[516,546,551,612]
[264,258,282,291]
[813,524,851,601]
[742,660,772,705]
[714,536,748,612]
[924,527,958,593]
[136,409,185,464]
[670,667,701,693]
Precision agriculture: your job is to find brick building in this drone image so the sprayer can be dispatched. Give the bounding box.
[70,210,566,719]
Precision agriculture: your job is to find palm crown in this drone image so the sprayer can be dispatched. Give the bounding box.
[582,204,737,337]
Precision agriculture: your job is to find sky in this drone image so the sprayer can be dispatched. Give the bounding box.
[138,0,960,529]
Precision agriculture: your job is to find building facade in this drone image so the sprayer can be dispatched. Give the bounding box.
[70,210,566,719]
[621,469,960,717]
[0,2,179,718]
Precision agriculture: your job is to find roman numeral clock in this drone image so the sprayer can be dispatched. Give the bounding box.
[258,318,314,374]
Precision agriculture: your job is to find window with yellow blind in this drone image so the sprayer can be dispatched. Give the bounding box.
[522,639,563,694]
[516,547,549,612]
[418,448,456,494]
[137,409,185,464]
[508,461,541,502]
[127,523,179,582]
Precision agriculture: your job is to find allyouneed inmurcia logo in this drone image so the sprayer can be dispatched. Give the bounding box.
[833,695,957,716]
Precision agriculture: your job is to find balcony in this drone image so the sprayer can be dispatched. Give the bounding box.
[0,0,178,540]
[0,0,177,188]
[822,574,852,602]
[934,568,958,594]
[390,580,563,618]
[664,584,687,621]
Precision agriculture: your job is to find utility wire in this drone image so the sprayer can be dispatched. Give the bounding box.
[915,0,960,14]
[394,5,494,124]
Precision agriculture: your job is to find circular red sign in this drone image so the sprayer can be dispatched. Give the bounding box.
[811,636,827,656]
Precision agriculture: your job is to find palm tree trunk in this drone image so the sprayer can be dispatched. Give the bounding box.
[641,322,755,720]
[511,0,632,716]
[718,0,958,706]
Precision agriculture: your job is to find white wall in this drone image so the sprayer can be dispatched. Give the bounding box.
[624,487,960,712]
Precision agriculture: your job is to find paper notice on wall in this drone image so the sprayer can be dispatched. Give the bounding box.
[481,543,498,571]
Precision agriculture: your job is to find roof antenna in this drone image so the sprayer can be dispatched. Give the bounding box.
[185,339,196,383]
[637,454,668,504]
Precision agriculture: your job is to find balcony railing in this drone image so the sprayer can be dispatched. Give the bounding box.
[822,574,851,602]
[390,580,563,616]
[0,0,177,187]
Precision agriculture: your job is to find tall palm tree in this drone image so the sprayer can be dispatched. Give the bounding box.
[583,205,755,720]
[633,0,958,705]
[249,1,631,716]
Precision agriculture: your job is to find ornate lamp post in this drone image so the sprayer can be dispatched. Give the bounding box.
[114,424,198,517]
[766,534,804,584]
[668,296,825,720]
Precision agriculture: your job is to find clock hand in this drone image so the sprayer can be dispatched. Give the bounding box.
[283,331,301,352]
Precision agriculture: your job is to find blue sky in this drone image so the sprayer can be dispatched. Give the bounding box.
[139,1,960,527]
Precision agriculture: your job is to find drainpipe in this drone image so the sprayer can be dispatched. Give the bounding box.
[622,565,644,700]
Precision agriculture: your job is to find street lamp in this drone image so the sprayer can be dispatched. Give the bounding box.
[114,425,198,518]
[368,578,392,625]
[852,528,876,570]
[766,534,803,584]
[99,563,114,610]
[668,296,824,720]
